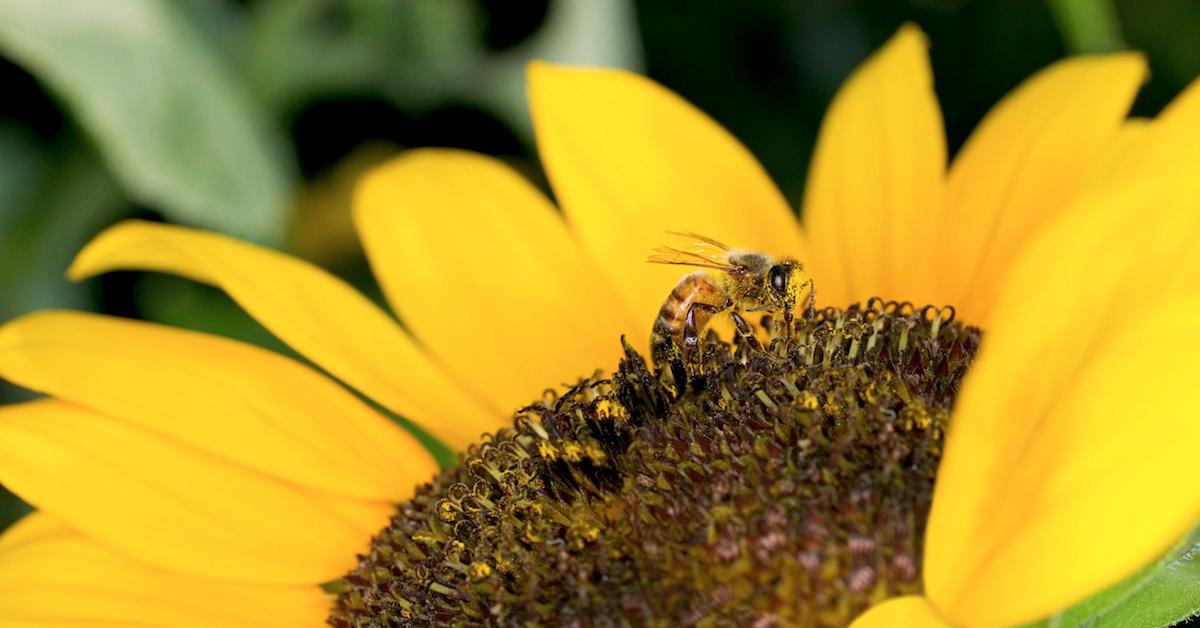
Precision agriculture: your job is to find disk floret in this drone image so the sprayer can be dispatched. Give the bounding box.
[329,301,980,627]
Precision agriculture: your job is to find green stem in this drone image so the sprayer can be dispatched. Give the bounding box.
[1049,0,1126,53]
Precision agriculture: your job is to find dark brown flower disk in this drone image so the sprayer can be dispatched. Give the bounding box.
[329,301,981,627]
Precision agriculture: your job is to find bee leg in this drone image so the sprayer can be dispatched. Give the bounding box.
[804,278,817,320]
[668,358,689,394]
[658,343,687,394]
[729,310,763,353]
[684,302,726,372]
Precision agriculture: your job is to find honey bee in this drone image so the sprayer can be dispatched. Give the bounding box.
[648,232,814,370]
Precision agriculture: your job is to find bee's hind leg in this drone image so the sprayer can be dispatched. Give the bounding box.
[651,335,689,393]
[684,301,726,371]
[667,346,690,394]
[729,311,763,353]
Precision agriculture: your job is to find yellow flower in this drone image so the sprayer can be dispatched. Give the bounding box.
[2,23,1200,626]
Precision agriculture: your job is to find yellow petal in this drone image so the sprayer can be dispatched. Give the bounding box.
[0,311,434,502]
[849,596,948,628]
[925,175,1200,625]
[934,52,1147,325]
[529,61,807,339]
[0,399,393,585]
[1114,73,1200,181]
[355,149,641,414]
[1082,118,1151,187]
[0,512,329,627]
[69,219,497,450]
[803,24,946,308]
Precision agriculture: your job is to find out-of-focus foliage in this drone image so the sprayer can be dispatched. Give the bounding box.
[1049,0,1124,53]
[0,0,293,243]
[635,0,1199,209]
[240,0,641,137]
[1116,0,1200,109]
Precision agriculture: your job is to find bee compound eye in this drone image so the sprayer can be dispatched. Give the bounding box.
[769,265,789,294]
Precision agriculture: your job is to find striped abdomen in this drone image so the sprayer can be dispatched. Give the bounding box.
[650,271,728,367]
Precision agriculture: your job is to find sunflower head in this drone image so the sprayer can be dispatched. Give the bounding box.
[330,301,980,626]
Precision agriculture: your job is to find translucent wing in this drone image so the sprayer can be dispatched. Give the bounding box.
[665,231,730,252]
[647,247,733,271]
[647,231,735,271]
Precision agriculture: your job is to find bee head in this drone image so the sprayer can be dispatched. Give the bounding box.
[768,261,796,298]
[766,260,805,311]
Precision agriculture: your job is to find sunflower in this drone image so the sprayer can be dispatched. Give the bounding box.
[2,24,1200,626]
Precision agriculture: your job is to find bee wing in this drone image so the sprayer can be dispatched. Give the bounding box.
[665,231,730,252]
[647,245,735,271]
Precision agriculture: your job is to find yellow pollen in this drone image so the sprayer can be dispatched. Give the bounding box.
[597,398,627,419]
[562,442,584,462]
[585,443,607,462]
[468,562,493,580]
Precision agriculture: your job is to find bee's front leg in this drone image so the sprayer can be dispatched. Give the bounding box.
[803,278,816,320]
[786,277,817,339]
[729,310,763,353]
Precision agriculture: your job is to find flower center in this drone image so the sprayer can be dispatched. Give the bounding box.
[329,300,979,627]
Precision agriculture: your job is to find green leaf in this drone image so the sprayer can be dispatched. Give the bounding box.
[1090,526,1200,627]
[1030,523,1200,627]
[0,0,294,242]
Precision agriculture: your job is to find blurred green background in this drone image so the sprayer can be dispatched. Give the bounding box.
[1,0,1198,533]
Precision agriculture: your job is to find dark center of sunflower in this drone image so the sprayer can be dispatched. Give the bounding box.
[329,301,980,627]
